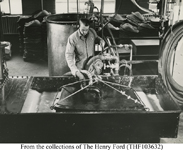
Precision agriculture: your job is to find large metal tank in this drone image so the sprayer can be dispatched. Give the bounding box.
[46,14,85,76]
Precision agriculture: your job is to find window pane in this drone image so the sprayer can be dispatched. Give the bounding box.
[79,0,101,13]
[0,0,22,14]
[56,0,68,13]
[1,0,10,14]
[55,0,115,14]
[10,0,22,14]
[69,0,77,13]
[103,0,115,13]
[93,0,101,12]
[79,0,85,13]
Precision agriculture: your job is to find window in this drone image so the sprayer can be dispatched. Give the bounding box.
[0,0,22,14]
[56,0,83,13]
[103,0,115,13]
[56,0,68,13]
[0,0,10,13]
[55,0,115,14]
[69,0,78,13]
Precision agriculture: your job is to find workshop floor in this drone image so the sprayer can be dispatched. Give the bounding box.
[6,54,48,76]
[4,53,183,143]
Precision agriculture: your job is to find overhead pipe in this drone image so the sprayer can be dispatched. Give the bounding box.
[131,0,154,14]
[41,0,43,10]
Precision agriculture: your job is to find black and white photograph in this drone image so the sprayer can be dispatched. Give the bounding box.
[0,0,183,145]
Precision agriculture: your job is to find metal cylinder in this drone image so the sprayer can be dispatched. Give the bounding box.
[46,14,86,76]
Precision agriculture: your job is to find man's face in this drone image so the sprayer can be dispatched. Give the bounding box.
[79,22,89,36]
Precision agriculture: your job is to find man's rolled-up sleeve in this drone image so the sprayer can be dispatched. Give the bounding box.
[65,37,79,76]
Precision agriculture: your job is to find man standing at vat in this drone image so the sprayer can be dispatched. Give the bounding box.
[65,18,105,80]
[55,18,105,109]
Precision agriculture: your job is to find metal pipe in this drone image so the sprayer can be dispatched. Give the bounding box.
[131,0,154,14]
[101,55,119,66]
[100,0,104,39]
[161,0,167,18]
[77,0,79,14]
[67,0,69,13]
[8,0,11,14]
[41,0,43,10]
[100,55,119,75]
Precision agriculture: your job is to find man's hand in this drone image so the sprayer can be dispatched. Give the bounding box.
[75,71,85,80]
[76,71,87,87]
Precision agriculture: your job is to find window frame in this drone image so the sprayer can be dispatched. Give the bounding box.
[55,0,116,14]
[0,0,22,15]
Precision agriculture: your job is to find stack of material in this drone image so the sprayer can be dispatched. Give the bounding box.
[33,10,50,61]
[23,20,42,61]
[108,12,159,37]
[17,16,33,55]
[17,10,50,61]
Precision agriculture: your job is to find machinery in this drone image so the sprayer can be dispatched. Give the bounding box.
[0,0,183,143]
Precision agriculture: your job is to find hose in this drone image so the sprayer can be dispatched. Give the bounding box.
[131,0,154,14]
[159,21,183,105]
[120,59,132,76]
[106,25,119,57]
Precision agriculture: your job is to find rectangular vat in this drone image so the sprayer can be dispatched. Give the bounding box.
[0,75,181,143]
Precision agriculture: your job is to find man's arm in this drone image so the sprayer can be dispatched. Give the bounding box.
[65,37,80,76]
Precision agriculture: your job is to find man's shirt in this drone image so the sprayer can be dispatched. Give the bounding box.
[65,28,101,75]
